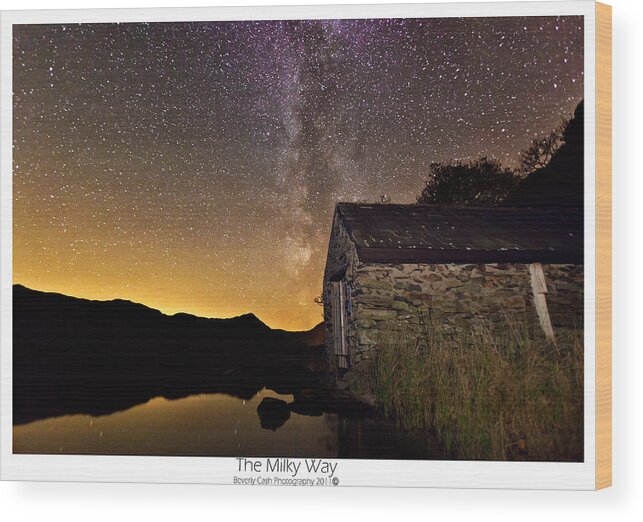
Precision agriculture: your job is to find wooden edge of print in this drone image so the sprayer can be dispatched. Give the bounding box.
[595,1,612,491]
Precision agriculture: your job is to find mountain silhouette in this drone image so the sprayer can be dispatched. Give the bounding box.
[13,285,325,424]
[13,284,274,331]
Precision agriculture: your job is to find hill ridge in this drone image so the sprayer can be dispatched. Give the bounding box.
[12,283,279,330]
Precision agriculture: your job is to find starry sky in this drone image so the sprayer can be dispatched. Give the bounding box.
[13,16,584,330]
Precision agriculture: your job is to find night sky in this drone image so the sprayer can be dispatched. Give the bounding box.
[13,17,584,330]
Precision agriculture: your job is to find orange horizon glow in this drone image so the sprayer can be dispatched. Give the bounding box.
[12,19,583,330]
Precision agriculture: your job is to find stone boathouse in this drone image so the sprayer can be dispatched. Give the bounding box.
[322,203,583,388]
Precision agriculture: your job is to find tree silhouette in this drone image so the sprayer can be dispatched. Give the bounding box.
[416,157,519,206]
[506,100,584,207]
[518,119,569,175]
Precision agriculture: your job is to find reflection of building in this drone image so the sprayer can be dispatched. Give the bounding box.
[322,203,583,388]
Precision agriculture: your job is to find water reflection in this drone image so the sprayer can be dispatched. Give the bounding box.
[13,389,339,457]
[13,388,445,459]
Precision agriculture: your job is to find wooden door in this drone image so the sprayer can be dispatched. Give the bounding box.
[330,280,349,369]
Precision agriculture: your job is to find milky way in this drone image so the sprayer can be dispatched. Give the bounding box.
[13,16,583,329]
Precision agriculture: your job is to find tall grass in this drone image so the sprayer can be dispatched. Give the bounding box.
[358,315,584,461]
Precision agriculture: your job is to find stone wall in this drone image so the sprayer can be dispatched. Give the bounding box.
[344,262,584,377]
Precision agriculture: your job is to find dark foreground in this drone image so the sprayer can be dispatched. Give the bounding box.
[12,285,442,459]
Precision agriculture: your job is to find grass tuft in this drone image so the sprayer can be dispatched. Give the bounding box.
[357,312,584,461]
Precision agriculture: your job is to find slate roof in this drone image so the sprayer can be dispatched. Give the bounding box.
[335,203,583,264]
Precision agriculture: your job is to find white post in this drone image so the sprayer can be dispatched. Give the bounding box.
[529,263,556,345]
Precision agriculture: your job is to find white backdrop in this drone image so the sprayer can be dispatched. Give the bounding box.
[0,0,640,519]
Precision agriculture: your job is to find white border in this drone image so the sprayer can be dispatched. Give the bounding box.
[0,1,597,489]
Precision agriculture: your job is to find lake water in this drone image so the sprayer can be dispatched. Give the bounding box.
[13,388,443,459]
